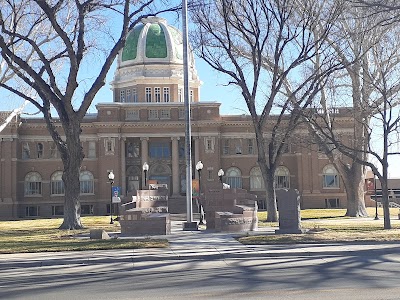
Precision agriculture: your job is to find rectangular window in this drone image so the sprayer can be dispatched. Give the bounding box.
[226,177,242,189]
[248,139,254,154]
[37,143,43,158]
[88,141,96,158]
[235,141,242,154]
[51,181,65,195]
[323,175,339,188]
[206,139,213,151]
[155,87,161,102]
[22,143,30,159]
[106,140,112,152]
[149,109,159,120]
[126,89,131,102]
[149,142,171,158]
[104,138,115,155]
[178,88,183,102]
[25,206,39,217]
[52,205,64,216]
[81,204,94,215]
[207,140,212,150]
[120,90,125,102]
[25,182,42,195]
[163,87,170,102]
[190,90,194,102]
[126,109,140,120]
[251,175,264,190]
[80,181,94,194]
[132,88,138,103]
[275,176,289,189]
[223,140,230,155]
[160,109,170,119]
[145,87,152,102]
[325,198,340,208]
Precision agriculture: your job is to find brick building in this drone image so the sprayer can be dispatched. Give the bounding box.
[0,17,354,220]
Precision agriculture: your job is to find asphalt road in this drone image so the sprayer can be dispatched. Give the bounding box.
[1,230,400,299]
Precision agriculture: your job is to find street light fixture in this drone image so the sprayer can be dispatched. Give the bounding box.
[196,161,204,225]
[143,162,149,187]
[218,168,224,183]
[108,171,115,225]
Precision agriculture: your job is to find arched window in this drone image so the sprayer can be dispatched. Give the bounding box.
[51,171,64,195]
[250,167,264,191]
[323,165,339,188]
[25,172,42,195]
[226,167,242,188]
[80,171,94,194]
[275,166,290,189]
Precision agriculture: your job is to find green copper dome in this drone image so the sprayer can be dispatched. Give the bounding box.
[145,24,167,58]
[121,24,143,61]
[120,17,185,64]
[113,16,200,91]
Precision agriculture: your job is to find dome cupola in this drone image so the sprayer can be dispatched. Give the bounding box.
[111,16,201,103]
[120,16,189,65]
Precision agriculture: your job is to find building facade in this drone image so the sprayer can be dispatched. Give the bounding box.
[0,17,355,220]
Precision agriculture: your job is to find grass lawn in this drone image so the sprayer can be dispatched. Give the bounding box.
[239,207,400,245]
[3,208,400,253]
[0,216,168,254]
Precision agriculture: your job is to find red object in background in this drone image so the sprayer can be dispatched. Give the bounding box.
[365,178,375,195]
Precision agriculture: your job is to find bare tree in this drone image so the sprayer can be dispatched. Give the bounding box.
[351,1,400,25]
[307,2,400,219]
[309,24,400,229]
[0,10,54,130]
[0,0,179,229]
[191,0,344,221]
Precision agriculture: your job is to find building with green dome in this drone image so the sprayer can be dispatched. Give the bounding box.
[0,17,358,220]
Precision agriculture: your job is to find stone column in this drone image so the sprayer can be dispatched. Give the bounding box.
[194,137,200,179]
[140,137,149,187]
[171,137,180,195]
[120,138,126,196]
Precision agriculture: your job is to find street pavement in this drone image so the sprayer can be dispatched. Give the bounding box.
[1,219,400,299]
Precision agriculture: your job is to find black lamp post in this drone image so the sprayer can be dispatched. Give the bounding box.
[374,174,379,220]
[108,171,115,224]
[218,168,224,184]
[196,160,204,225]
[143,162,149,187]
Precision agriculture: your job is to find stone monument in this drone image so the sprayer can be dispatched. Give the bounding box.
[275,189,305,234]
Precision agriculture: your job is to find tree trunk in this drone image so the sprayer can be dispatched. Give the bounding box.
[381,180,391,229]
[59,122,84,230]
[343,164,368,217]
[265,171,278,222]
